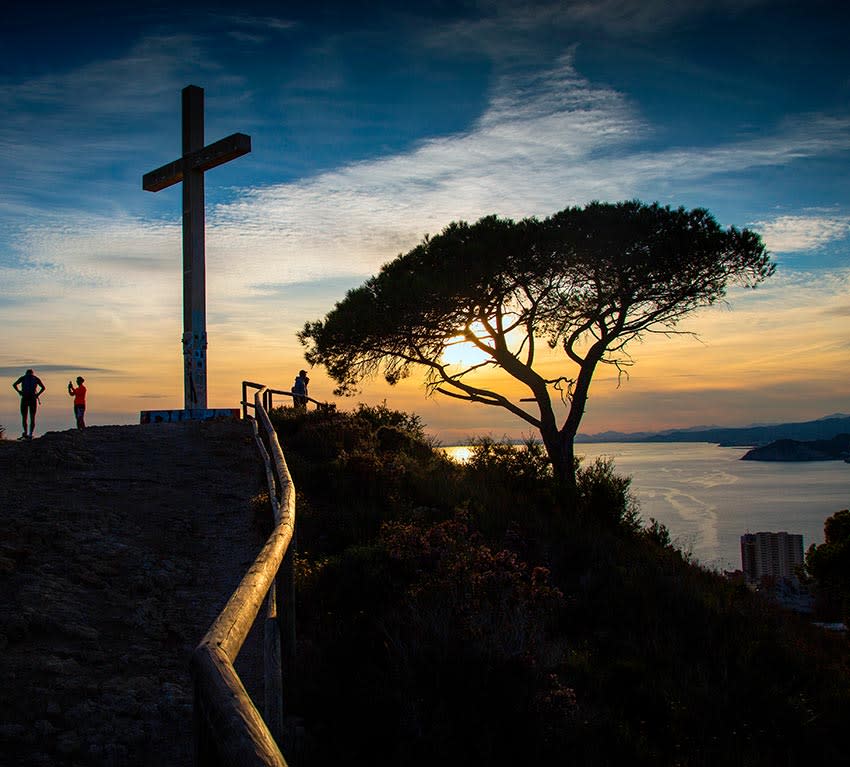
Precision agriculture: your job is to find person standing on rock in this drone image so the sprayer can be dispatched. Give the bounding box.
[68,376,87,429]
[12,368,45,440]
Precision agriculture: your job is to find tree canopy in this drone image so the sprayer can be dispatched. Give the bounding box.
[299,200,774,500]
[805,508,850,622]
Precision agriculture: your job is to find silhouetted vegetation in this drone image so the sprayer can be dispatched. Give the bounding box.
[805,509,850,623]
[299,201,774,502]
[271,406,849,766]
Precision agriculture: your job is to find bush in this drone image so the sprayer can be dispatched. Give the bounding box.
[576,455,641,533]
[353,401,426,440]
[805,508,850,622]
[295,510,576,765]
[459,436,557,536]
[270,404,461,557]
[274,405,850,766]
[379,512,576,763]
[466,435,552,482]
[462,437,644,540]
[642,517,673,548]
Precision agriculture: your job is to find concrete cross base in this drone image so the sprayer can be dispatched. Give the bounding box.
[140,408,240,424]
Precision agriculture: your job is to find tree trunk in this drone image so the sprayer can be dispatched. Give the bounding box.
[540,423,578,511]
[544,350,604,512]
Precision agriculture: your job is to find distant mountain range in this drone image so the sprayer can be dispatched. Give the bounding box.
[575,414,850,446]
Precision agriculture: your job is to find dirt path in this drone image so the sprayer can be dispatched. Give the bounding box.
[0,419,270,766]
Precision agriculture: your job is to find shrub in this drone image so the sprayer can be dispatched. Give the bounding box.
[642,516,673,548]
[353,401,426,440]
[576,455,641,533]
[379,513,576,763]
[460,436,557,535]
[381,512,566,661]
[270,404,462,557]
[272,404,850,766]
[462,437,643,539]
[805,508,850,622]
[295,510,576,765]
[466,435,553,483]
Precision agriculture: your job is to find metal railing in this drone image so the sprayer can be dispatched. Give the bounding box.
[191,383,297,766]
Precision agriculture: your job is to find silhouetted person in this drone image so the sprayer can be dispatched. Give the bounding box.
[292,369,309,410]
[68,376,87,429]
[12,368,45,439]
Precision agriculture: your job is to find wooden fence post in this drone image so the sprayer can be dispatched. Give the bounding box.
[279,528,297,701]
[193,675,221,767]
[264,582,284,745]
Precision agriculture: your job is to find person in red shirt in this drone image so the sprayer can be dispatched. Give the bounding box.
[67,376,87,429]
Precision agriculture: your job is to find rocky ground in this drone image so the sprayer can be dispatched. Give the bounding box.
[0,419,271,766]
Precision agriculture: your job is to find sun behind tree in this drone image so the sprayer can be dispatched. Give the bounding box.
[299,200,774,507]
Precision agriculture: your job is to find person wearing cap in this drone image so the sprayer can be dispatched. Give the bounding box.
[68,376,87,429]
[12,368,45,439]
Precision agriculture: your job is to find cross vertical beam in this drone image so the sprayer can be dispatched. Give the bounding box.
[182,85,207,409]
[143,85,251,412]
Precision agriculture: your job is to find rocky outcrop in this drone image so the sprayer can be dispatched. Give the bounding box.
[741,433,850,461]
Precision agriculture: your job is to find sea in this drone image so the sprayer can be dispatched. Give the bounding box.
[441,442,850,572]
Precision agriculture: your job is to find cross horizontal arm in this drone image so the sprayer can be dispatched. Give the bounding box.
[143,133,252,192]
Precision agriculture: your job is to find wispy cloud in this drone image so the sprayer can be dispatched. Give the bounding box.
[220,13,298,34]
[206,57,850,290]
[0,34,237,218]
[424,0,773,58]
[2,23,848,435]
[13,52,850,308]
[749,214,850,253]
[821,303,850,317]
[554,0,771,36]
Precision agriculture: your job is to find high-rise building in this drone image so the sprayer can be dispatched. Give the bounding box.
[741,531,804,583]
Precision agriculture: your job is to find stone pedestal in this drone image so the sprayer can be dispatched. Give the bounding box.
[140,408,240,424]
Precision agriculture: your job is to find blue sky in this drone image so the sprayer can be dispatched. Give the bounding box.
[1,0,848,440]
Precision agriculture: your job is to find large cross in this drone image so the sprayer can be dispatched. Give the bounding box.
[143,85,251,411]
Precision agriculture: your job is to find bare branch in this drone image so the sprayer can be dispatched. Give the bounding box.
[434,382,542,428]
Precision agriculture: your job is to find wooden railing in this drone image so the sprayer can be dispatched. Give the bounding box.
[241,380,330,418]
[191,383,297,766]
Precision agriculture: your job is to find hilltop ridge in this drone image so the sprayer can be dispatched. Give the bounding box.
[0,420,266,766]
[576,413,850,445]
[3,409,849,765]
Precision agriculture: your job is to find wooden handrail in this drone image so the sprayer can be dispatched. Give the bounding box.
[191,383,297,766]
[241,380,332,419]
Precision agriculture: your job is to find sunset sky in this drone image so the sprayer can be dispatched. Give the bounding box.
[1,0,848,442]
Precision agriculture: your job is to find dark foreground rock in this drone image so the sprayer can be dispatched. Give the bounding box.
[0,420,267,767]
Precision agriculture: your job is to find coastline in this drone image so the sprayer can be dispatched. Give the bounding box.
[441,442,845,572]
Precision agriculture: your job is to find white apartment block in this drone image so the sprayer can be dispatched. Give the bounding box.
[741,531,804,583]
